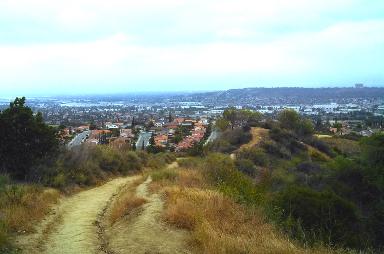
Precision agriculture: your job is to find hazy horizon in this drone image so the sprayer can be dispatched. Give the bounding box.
[1,0,384,95]
[2,85,384,99]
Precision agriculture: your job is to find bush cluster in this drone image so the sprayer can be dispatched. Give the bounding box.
[209,127,252,153]
[48,146,144,188]
[273,186,362,247]
[207,109,384,251]
[203,153,263,205]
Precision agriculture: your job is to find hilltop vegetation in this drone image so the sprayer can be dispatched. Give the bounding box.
[206,108,384,251]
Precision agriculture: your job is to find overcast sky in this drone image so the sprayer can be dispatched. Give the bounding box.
[0,0,383,96]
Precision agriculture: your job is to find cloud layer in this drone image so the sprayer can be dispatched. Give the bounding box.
[0,0,383,95]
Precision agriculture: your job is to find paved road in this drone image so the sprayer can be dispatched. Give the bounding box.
[136,132,152,150]
[205,129,220,145]
[67,130,91,149]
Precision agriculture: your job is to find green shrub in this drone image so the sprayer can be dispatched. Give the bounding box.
[0,220,9,252]
[262,140,291,159]
[328,156,384,248]
[361,133,384,169]
[97,147,122,173]
[209,128,252,153]
[147,154,166,169]
[277,109,314,138]
[235,159,257,177]
[136,150,149,166]
[322,137,359,157]
[151,168,178,182]
[178,157,203,169]
[2,185,26,205]
[305,137,335,157]
[309,148,329,162]
[269,127,307,154]
[0,175,9,192]
[145,152,176,170]
[208,139,236,153]
[163,153,176,164]
[236,147,268,167]
[48,146,146,187]
[273,186,362,248]
[121,151,142,173]
[204,154,263,205]
[52,173,67,188]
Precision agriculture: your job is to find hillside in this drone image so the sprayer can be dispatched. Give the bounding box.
[206,108,384,251]
[177,87,384,105]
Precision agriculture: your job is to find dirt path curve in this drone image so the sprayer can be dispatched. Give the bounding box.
[106,162,191,254]
[16,176,139,254]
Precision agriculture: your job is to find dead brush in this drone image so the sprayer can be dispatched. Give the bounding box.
[161,183,307,254]
[1,186,60,233]
[109,177,147,225]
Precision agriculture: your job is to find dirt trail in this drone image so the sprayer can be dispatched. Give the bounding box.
[231,127,268,160]
[240,127,268,149]
[16,176,139,254]
[106,163,191,254]
[16,163,191,254]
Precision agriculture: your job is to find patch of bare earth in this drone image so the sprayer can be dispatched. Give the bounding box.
[105,175,191,254]
[241,127,269,149]
[230,127,268,160]
[15,176,139,254]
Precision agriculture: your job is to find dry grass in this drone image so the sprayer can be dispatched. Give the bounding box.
[109,177,147,225]
[177,169,206,189]
[1,186,60,233]
[307,145,331,162]
[322,137,361,156]
[153,168,347,254]
[163,185,307,254]
[149,166,207,194]
[153,167,302,253]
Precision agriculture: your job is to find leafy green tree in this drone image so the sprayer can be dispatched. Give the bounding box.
[223,108,263,129]
[297,118,314,137]
[246,111,263,127]
[315,117,323,131]
[146,133,164,153]
[187,141,205,156]
[278,109,313,137]
[0,97,59,180]
[215,117,230,131]
[278,109,300,130]
[223,108,237,129]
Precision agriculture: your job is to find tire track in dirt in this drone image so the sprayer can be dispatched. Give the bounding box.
[105,163,191,254]
[16,176,139,254]
[16,163,190,254]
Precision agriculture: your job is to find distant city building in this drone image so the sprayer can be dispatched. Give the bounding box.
[355,83,364,88]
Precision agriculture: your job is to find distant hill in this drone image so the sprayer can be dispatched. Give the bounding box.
[179,87,384,105]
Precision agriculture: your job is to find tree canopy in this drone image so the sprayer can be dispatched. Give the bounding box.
[278,109,314,137]
[0,97,59,180]
[221,108,263,130]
